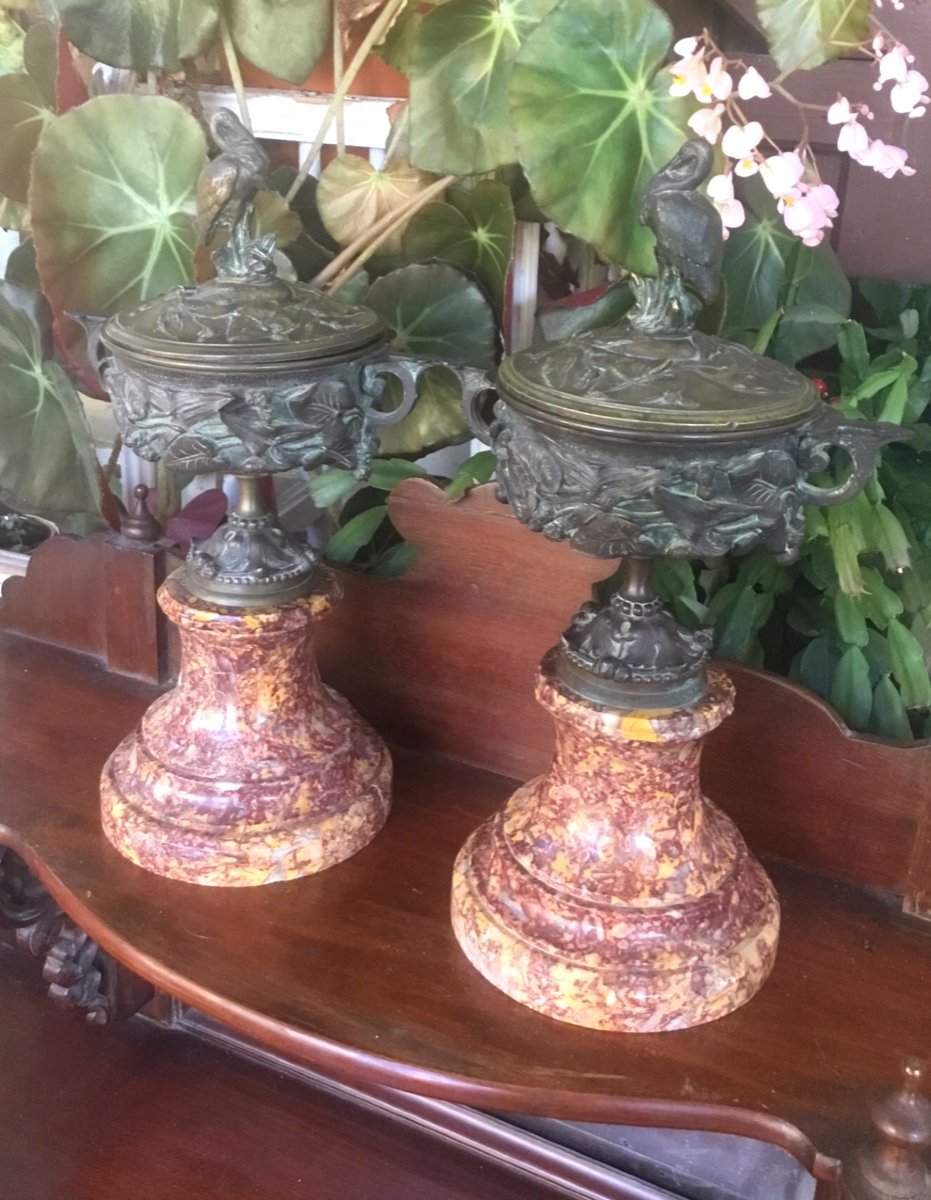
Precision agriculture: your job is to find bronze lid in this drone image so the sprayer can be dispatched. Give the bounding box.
[104,272,385,370]
[498,325,819,439]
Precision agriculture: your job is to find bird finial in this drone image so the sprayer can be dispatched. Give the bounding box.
[196,108,275,280]
[630,139,723,336]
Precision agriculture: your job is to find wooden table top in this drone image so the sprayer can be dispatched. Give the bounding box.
[1,629,930,1190]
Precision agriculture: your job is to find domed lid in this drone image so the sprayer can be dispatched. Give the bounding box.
[499,324,819,438]
[102,107,384,370]
[104,269,385,368]
[499,138,818,439]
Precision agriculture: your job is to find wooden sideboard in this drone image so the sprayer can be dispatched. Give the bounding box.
[1,480,929,1200]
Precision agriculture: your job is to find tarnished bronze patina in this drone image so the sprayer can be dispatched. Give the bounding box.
[465,140,904,708]
[93,110,426,607]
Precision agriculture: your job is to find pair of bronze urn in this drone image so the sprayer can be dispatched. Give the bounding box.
[96,117,900,1033]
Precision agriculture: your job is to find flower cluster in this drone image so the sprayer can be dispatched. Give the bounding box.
[668,28,923,245]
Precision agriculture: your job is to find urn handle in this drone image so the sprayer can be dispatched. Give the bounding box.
[456,367,498,445]
[798,407,906,507]
[360,356,427,426]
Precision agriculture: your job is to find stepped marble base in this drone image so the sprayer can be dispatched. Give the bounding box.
[451,654,779,1032]
[101,569,390,886]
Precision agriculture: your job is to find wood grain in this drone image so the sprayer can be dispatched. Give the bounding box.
[0,947,590,1200]
[318,480,931,899]
[0,532,178,683]
[1,631,930,1193]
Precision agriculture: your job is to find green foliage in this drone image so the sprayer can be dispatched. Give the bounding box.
[408,0,562,176]
[403,180,515,316]
[509,0,690,273]
[52,0,330,82]
[694,260,931,741]
[757,0,871,72]
[314,449,496,575]
[0,282,102,525]
[30,94,206,315]
[720,180,851,350]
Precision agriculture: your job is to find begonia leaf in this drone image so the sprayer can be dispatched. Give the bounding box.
[54,0,219,69]
[226,0,331,84]
[0,282,102,523]
[403,180,514,315]
[317,154,435,255]
[31,94,206,315]
[509,0,691,273]
[365,262,497,365]
[408,0,562,175]
[757,0,870,72]
[0,72,53,204]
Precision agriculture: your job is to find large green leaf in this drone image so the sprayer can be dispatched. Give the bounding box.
[408,0,561,176]
[0,72,53,204]
[403,180,514,314]
[757,0,870,72]
[509,0,690,273]
[721,179,850,342]
[23,21,58,108]
[0,282,102,523]
[365,262,496,364]
[226,0,331,84]
[0,12,25,75]
[31,94,207,315]
[55,0,219,69]
[317,154,435,254]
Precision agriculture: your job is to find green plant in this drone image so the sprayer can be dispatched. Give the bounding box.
[0,0,922,572]
[648,280,931,742]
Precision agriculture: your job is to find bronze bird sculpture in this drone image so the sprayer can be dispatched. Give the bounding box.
[639,139,722,307]
[196,109,271,244]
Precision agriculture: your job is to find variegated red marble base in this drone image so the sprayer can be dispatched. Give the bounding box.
[100,569,390,886]
[451,653,780,1032]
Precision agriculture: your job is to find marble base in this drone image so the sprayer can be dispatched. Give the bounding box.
[101,569,390,886]
[451,653,779,1032]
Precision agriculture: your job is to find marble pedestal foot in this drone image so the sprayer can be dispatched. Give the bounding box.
[101,569,390,886]
[451,652,779,1032]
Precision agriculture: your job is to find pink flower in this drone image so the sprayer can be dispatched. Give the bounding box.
[721,120,763,159]
[688,103,725,144]
[890,70,929,116]
[673,36,701,57]
[704,56,734,101]
[669,54,706,98]
[807,182,839,220]
[828,97,871,158]
[838,118,870,157]
[738,66,772,100]
[778,186,835,246]
[857,139,917,178]
[759,151,805,198]
[706,173,745,238]
[876,43,912,88]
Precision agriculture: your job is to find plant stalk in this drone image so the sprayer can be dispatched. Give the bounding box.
[333,1,345,157]
[219,11,252,131]
[286,0,409,203]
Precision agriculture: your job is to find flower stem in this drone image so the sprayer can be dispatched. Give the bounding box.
[333,0,345,156]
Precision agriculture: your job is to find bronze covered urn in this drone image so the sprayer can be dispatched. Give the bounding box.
[452,140,902,1031]
[95,111,428,887]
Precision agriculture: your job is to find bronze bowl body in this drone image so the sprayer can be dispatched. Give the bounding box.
[465,322,902,708]
[95,271,425,606]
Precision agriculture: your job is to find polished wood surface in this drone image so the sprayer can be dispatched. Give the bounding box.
[0,947,585,1200]
[1,632,930,1193]
[0,531,177,683]
[2,480,930,1196]
[319,481,931,906]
